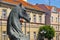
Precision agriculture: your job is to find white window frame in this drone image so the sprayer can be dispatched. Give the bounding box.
[33,15,36,23]
[39,16,42,23]
[2,9,7,18]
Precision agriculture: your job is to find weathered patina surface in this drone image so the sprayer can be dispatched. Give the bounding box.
[7,4,30,40]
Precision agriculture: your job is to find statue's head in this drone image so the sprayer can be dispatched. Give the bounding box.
[18,3,30,22]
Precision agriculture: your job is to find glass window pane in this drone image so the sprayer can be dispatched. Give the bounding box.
[33,15,36,23]
[2,9,7,18]
[39,16,42,23]
[34,32,36,40]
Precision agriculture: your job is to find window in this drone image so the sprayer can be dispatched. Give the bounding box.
[56,17,58,22]
[2,9,7,18]
[28,13,31,20]
[56,26,58,31]
[33,15,36,23]
[51,7,57,13]
[56,33,59,40]
[39,16,42,23]
[0,20,2,25]
[27,32,30,39]
[34,32,36,40]
[27,32,30,36]
[51,16,53,22]
[59,18,60,22]
[2,31,8,40]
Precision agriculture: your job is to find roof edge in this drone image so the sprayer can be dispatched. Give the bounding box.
[0,1,45,13]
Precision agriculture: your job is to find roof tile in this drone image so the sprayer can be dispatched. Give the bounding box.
[35,4,52,12]
[57,8,60,12]
[2,0,44,12]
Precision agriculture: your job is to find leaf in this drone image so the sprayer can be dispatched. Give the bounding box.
[37,25,55,39]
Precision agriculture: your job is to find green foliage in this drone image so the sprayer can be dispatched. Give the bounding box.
[37,25,55,39]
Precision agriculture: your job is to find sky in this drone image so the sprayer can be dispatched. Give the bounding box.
[27,0,60,8]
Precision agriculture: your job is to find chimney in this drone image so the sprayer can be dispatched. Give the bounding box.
[36,3,38,5]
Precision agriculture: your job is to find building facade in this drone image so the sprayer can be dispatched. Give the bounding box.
[0,0,60,40]
[51,7,60,40]
[0,0,45,40]
[36,4,60,40]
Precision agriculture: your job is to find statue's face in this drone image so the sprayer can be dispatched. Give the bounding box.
[19,5,30,22]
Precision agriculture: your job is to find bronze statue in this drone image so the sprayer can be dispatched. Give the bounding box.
[7,3,30,40]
